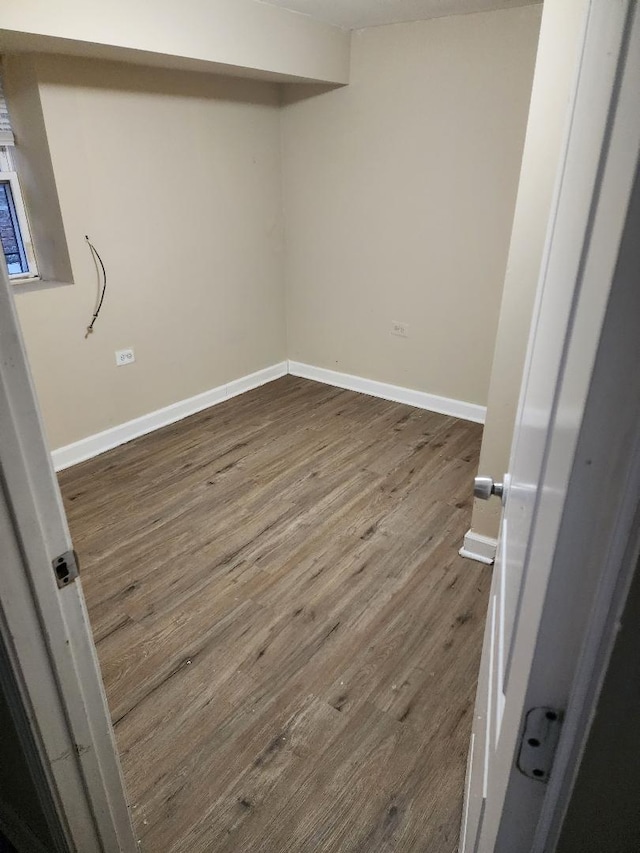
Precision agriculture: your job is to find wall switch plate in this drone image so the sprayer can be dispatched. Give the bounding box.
[391,321,409,338]
[115,348,135,366]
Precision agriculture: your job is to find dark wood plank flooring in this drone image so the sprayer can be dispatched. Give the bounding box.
[58,376,491,853]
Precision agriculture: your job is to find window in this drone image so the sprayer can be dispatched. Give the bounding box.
[0,76,38,281]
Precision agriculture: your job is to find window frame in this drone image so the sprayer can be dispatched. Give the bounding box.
[0,148,39,283]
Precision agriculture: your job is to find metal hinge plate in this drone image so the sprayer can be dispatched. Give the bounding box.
[52,550,79,589]
[517,706,563,783]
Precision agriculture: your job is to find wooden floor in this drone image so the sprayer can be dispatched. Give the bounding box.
[59,376,491,853]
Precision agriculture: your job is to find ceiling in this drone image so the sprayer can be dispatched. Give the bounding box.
[259,0,539,30]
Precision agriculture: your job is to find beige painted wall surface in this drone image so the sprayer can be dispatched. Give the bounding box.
[471,0,590,540]
[12,56,286,450]
[0,0,350,84]
[281,6,541,406]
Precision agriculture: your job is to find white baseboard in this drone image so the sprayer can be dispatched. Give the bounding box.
[287,360,486,424]
[52,361,287,471]
[459,529,497,565]
[53,360,485,472]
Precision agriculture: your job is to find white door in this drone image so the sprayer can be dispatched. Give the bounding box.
[461,3,640,851]
[0,259,137,850]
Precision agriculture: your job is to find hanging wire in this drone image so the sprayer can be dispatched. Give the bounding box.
[84,235,107,339]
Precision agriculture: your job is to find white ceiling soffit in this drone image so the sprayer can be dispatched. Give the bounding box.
[258,0,540,30]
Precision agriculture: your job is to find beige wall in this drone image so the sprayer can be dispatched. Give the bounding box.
[471,0,590,540]
[8,6,544,455]
[0,0,350,84]
[281,6,541,406]
[12,55,286,450]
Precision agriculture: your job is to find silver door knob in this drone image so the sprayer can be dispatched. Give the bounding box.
[474,476,504,500]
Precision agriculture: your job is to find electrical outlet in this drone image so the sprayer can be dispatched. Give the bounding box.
[391,321,409,338]
[115,348,135,366]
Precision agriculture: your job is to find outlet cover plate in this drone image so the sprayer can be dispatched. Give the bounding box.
[115,348,135,366]
[391,321,409,338]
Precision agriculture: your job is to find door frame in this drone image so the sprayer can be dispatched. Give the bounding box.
[471,1,640,849]
[526,11,640,841]
[0,262,137,851]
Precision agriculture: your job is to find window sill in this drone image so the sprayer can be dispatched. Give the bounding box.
[11,277,73,294]
[10,274,40,285]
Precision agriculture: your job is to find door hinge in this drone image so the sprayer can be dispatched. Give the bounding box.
[516,706,563,783]
[52,550,79,589]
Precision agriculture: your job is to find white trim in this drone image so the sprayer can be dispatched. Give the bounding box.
[287,360,486,424]
[52,361,287,471]
[52,359,485,472]
[459,529,497,565]
[469,5,640,849]
[1,169,39,279]
[0,260,137,850]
